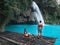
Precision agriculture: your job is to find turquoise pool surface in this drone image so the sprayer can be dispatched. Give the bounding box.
[42,24,60,38]
[5,24,38,35]
[5,24,60,45]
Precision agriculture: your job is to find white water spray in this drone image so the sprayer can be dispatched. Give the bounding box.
[31,1,44,25]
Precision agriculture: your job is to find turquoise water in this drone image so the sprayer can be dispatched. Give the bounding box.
[42,24,60,45]
[42,24,60,38]
[5,24,38,35]
[5,24,60,45]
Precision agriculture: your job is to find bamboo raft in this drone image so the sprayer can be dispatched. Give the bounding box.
[0,32,56,45]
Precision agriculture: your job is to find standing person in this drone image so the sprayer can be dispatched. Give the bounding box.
[38,21,43,38]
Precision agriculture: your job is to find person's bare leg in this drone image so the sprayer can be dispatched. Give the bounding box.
[38,27,42,39]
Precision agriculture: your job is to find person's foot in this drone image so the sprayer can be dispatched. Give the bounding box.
[37,36,41,39]
[38,33,41,39]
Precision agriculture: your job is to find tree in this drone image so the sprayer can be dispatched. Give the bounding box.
[0,0,60,32]
[34,0,60,24]
[0,0,32,31]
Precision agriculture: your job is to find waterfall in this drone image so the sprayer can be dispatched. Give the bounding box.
[31,1,44,25]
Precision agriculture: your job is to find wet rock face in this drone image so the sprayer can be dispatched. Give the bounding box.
[0,32,56,45]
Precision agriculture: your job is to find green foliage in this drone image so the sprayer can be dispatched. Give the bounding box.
[1,0,32,19]
[0,0,60,28]
[34,0,60,24]
[0,0,32,29]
